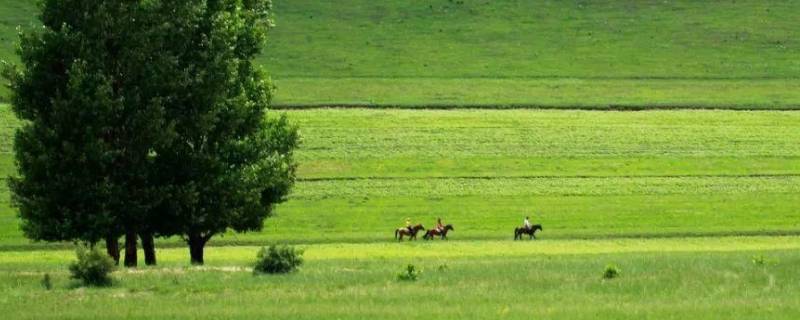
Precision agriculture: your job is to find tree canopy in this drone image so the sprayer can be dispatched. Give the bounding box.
[4,0,297,265]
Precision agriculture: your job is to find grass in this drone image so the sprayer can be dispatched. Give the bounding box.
[272,78,800,109]
[2,107,799,247]
[290,109,800,178]
[1,2,799,317]
[2,0,800,107]
[1,237,799,319]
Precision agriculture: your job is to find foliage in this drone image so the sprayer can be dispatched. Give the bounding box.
[2,0,181,260]
[752,255,779,266]
[397,264,420,281]
[1,0,298,265]
[68,246,115,286]
[253,244,304,274]
[603,264,620,280]
[40,273,52,290]
[144,0,298,265]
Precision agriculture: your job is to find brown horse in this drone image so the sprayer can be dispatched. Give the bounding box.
[423,224,454,240]
[395,224,425,241]
[514,224,542,240]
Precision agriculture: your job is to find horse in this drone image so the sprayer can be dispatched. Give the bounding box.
[423,224,454,240]
[395,224,425,241]
[514,224,542,240]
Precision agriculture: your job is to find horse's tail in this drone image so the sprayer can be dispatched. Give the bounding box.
[394,229,398,240]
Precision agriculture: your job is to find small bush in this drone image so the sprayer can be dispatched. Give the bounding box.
[603,264,620,279]
[69,246,116,286]
[41,273,52,290]
[253,244,304,274]
[397,264,420,281]
[752,255,779,266]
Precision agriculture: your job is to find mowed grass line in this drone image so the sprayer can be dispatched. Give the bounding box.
[1,237,799,319]
[272,78,800,108]
[2,236,799,270]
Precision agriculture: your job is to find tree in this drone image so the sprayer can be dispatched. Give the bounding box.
[5,0,296,266]
[150,0,299,265]
[4,0,173,266]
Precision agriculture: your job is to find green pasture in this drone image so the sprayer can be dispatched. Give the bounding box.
[2,0,800,107]
[2,107,799,247]
[1,237,799,319]
[291,109,800,178]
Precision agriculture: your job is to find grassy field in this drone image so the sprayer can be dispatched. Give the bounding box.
[2,0,800,107]
[2,106,799,247]
[1,237,799,319]
[1,1,800,317]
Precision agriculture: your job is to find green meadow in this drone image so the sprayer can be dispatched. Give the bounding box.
[2,0,800,107]
[2,237,800,319]
[0,237,800,319]
[2,107,799,247]
[1,0,800,318]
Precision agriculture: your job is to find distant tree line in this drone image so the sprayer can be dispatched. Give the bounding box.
[3,0,298,266]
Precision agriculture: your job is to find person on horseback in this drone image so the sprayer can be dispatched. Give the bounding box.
[405,218,413,233]
[523,216,532,231]
[435,218,444,233]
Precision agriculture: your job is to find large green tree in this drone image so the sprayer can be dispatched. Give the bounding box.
[4,0,173,267]
[150,0,299,265]
[5,0,297,266]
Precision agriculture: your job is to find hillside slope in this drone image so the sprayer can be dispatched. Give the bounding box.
[1,0,800,107]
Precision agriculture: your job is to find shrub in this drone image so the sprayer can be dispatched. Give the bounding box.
[603,264,620,279]
[253,244,304,274]
[41,273,52,290]
[397,264,420,281]
[69,246,116,286]
[752,255,779,266]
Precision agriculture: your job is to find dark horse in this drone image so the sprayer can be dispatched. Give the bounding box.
[514,224,542,240]
[395,224,425,241]
[423,224,454,240]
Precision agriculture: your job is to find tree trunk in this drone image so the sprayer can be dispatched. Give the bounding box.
[124,231,138,267]
[141,232,156,266]
[188,233,209,265]
[105,235,120,265]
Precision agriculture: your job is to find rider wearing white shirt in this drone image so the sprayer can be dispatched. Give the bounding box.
[524,216,532,230]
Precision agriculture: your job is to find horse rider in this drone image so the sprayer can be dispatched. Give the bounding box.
[405,218,413,233]
[523,216,532,231]
[435,217,444,233]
